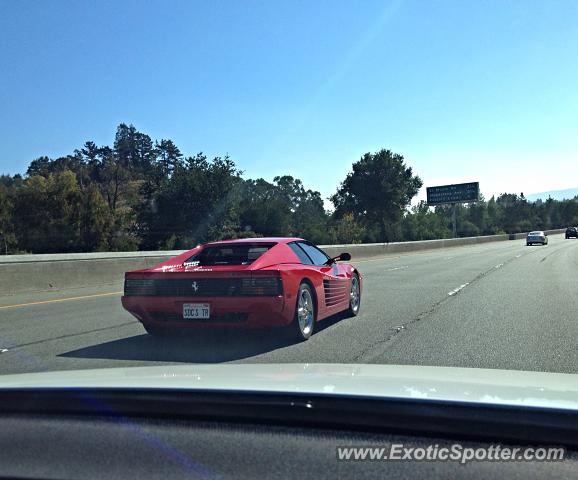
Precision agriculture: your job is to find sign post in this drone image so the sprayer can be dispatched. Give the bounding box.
[426,182,480,238]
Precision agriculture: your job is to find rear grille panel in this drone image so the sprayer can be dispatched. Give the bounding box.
[124,277,281,297]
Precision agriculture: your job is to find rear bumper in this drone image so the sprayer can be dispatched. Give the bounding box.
[121,295,293,329]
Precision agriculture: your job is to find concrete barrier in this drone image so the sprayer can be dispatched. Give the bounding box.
[0,252,183,296]
[320,234,511,259]
[321,229,564,259]
[0,230,565,295]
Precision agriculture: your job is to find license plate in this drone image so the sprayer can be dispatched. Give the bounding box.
[183,303,210,320]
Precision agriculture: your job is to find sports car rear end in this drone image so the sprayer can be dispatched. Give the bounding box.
[121,240,296,331]
[122,269,293,329]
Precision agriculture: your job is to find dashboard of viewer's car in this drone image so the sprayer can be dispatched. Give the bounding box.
[0,387,576,479]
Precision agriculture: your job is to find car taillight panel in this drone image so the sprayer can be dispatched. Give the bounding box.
[124,275,282,296]
[240,276,283,296]
[124,278,156,296]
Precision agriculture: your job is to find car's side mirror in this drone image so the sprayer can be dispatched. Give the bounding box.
[325,252,352,265]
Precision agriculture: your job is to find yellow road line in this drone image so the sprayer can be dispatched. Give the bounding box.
[0,291,123,310]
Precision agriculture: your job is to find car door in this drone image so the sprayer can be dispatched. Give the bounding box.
[295,242,350,314]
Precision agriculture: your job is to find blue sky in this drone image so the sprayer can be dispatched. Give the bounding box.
[1,0,578,204]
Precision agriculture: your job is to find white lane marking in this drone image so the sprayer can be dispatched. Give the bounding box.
[515,254,521,258]
[0,349,8,353]
[445,256,454,260]
[448,283,469,296]
[495,263,504,269]
[387,265,408,271]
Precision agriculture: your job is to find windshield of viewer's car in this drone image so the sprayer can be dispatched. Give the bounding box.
[1,1,578,387]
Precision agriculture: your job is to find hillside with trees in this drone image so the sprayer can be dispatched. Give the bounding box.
[0,124,577,254]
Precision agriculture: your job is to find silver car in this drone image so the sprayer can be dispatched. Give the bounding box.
[527,230,548,246]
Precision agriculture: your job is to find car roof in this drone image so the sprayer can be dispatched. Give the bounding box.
[204,237,304,246]
[528,231,544,235]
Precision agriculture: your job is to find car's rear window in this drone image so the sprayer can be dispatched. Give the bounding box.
[184,243,275,266]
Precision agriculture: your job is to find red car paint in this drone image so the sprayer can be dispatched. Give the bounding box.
[121,237,362,331]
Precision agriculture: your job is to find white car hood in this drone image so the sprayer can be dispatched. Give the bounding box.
[1,363,577,411]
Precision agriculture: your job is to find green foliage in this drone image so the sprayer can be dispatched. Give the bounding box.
[79,184,111,251]
[0,183,16,253]
[137,154,243,249]
[331,149,423,242]
[238,178,293,237]
[272,176,329,243]
[329,213,364,244]
[1,124,576,254]
[12,172,83,253]
[418,193,575,239]
[401,201,452,240]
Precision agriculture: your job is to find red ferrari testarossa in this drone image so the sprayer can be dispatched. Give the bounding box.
[122,237,362,340]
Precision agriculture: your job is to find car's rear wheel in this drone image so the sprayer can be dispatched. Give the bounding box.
[527,242,532,246]
[347,273,361,317]
[289,283,316,341]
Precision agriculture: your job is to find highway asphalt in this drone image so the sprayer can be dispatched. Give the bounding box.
[0,234,577,375]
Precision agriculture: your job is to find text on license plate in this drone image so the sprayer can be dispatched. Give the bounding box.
[183,303,210,319]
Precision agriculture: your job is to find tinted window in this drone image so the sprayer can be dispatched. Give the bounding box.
[298,242,329,266]
[184,243,274,266]
[288,242,313,265]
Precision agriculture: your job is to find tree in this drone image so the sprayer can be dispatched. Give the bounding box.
[238,178,292,237]
[138,154,243,249]
[155,139,183,177]
[485,196,504,234]
[496,193,533,232]
[273,175,329,243]
[329,213,364,244]
[402,201,451,240]
[79,184,111,251]
[12,171,83,253]
[26,156,53,177]
[140,139,185,199]
[114,123,155,172]
[331,149,422,242]
[559,199,578,227]
[0,183,15,254]
[15,123,578,253]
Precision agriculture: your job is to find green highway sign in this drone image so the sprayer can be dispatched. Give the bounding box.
[426,182,479,206]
